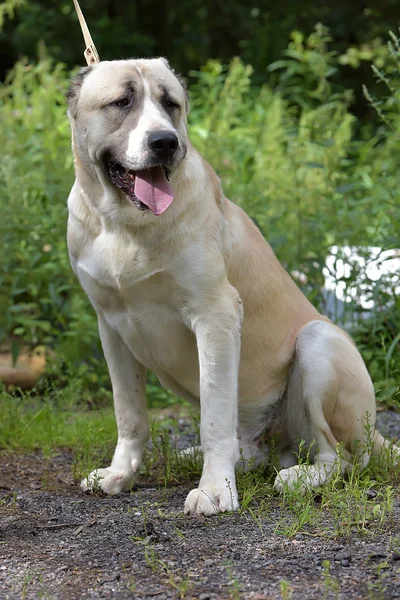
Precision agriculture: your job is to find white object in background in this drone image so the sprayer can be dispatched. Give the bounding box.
[323,246,400,310]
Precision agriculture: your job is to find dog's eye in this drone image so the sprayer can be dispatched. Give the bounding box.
[164,99,180,110]
[111,98,131,108]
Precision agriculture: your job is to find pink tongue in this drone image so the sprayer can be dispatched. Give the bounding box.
[134,166,174,215]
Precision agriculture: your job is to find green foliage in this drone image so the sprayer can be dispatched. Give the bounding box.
[0,56,105,385]
[267,23,341,107]
[0,0,25,30]
[2,0,400,121]
[0,27,399,406]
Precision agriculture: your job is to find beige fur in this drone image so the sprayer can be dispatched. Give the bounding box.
[66,58,398,515]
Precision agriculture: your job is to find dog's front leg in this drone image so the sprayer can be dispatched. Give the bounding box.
[184,289,242,515]
[81,315,149,494]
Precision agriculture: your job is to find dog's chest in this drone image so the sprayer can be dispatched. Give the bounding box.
[76,231,178,317]
[76,231,159,292]
[75,231,199,386]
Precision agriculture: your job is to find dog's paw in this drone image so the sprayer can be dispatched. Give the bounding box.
[274,464,326,493]
[81,467,136,494]
[274,465,305,493]
[184,482,239,516]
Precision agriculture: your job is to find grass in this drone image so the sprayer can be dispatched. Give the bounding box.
[1,384,400,545]
[237,449,399,541]
[0,384,203,485]
[280,579,294,600]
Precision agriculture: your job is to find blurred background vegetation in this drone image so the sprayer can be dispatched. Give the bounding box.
[0,0,399,413]
[2,0,400,119]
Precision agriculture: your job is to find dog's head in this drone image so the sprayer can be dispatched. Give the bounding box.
[66,58,189,216]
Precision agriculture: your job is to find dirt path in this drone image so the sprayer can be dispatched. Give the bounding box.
[1,412,400,599]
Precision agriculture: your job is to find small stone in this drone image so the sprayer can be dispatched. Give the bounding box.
[341,559,350,567]
[369,552,386,560]
[335,551,351,561]
[56,565,69,573]
[101,573,120,584]
[269,542,280,552]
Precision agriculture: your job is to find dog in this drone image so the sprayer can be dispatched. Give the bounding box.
[66,58,398,515]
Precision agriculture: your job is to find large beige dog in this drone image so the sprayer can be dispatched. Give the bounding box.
[66,58,397,515]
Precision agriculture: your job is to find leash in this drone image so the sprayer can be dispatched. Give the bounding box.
[72,0,100,65]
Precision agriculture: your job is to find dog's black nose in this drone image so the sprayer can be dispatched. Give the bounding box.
[148,131,178,159]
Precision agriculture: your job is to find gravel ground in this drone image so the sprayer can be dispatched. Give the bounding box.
[1,411,400,600]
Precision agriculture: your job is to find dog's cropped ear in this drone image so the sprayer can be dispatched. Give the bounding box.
[66,66,92,118]
[159,57,190,115]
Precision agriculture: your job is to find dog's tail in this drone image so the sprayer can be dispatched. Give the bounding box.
[372,428,400,463]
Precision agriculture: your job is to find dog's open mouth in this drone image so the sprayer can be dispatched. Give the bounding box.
[108,163,174,216]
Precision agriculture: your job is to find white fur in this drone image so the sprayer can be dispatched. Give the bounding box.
[126,79,174,167]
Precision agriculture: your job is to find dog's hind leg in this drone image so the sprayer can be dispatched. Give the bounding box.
[274,320,378,493]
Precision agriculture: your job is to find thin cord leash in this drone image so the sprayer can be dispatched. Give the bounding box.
[72,0,100,65]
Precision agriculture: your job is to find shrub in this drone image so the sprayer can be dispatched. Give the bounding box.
[0,28,398,406]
